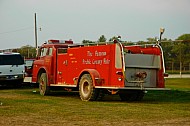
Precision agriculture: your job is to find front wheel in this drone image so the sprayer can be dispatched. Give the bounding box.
[79,74,98,101]
[39,73,50,96]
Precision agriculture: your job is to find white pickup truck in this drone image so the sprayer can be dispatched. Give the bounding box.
[0,52,25,87]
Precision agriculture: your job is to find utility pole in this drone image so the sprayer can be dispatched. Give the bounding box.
[180,42,182,78]
[34,13,38,48]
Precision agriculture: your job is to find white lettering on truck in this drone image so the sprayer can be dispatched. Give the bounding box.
[82,51,110,65]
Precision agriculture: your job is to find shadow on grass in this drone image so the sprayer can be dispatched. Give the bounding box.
[46,90,190,103]
[0,83,36,90]
[49,91,79,97]
[1,84,189,104]
[143,90,190,103]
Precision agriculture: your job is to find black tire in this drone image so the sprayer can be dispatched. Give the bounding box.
[79,74,98,101]
[39,73,50,96]
[119,90,145,101]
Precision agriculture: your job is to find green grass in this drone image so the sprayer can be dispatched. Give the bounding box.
[166,70,190,74]
[165,78,190,90]
[0,79,190,126]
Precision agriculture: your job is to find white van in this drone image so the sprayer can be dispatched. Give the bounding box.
[0,52,25,87]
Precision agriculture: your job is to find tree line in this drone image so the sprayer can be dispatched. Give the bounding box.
[83,34,190,72]
[12,34,190,72]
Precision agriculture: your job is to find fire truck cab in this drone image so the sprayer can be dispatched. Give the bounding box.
[32,39,167,101]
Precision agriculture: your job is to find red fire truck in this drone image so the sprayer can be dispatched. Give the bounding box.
[32,39,168,101]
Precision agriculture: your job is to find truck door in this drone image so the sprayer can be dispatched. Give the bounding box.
[57,48,68,84]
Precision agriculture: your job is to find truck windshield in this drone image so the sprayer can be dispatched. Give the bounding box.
[0,55,24,65]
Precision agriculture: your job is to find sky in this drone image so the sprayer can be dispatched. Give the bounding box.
[0,0,190,49]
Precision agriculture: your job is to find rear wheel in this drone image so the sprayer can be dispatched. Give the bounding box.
[79,74,98,101]
[39,73,50,96]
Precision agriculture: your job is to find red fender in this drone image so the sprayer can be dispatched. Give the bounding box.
[78,69,101,87]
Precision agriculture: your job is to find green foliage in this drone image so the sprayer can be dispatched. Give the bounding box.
[98,35,106,42]
[145,34,190,71]
[12,45,36,58]
[82,34,190,72]
[136,41,153,45]
[161,40,173,62]
[177,34,190,40]
[146,37,157,42]
[109,36,120,42]
[165,34,190,71]
[82,40,94,44]
[122,42,135,46]
[8,34,190,69]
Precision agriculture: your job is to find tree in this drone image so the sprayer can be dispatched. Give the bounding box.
[98,35,106,42]
[17,45,36,58]
[82,40,94,44]
[109,36,120,42]
[170,34,190,71]
[177,34,190,40]
[147,37,157,42]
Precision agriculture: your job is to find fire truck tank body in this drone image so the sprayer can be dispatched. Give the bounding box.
[124,54,161,87]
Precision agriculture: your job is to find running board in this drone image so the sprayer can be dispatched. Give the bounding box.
[95,86,170,90]
[50,84,77,87]
[49,84,170,91]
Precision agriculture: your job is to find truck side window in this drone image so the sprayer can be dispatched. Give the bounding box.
[47,48,53,56]
[40,48,48,57]
[58,48,67,54]
[49,48,53,55]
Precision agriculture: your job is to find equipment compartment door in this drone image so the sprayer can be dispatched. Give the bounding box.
[57,49,68,84]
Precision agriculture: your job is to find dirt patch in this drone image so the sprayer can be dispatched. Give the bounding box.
[0,115,189,126]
